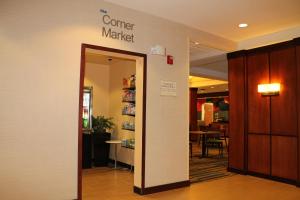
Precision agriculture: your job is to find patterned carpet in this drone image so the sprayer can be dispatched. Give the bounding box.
[189,154,235,183]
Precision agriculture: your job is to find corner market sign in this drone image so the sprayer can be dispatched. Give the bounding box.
[101,11,135,43]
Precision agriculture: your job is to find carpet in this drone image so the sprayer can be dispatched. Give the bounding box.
[189,155,235,183]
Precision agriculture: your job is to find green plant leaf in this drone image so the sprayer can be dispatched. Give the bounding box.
[92,115,114,133]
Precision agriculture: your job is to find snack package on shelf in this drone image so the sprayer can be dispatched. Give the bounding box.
[122,103,135,115]
[123,74,136,89]
[122,121,135,131]
[121,138,135,149]
[129,74,136,88]
[122,90,135,102]
[123,78,129,88]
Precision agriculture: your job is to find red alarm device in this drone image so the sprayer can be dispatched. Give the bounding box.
[167,55,173,65]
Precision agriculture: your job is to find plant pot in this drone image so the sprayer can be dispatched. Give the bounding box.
[92,132,111,166]
[82,133,92,169]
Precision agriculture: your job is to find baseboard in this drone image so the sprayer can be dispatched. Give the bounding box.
[227,168,298,186]
[133,186,143,194]
[247,171,298,186]
[227,167,247,174]
[133,180,190,195]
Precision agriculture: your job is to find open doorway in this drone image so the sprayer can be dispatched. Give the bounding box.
[78,44,147,200]
[188,42,234,183]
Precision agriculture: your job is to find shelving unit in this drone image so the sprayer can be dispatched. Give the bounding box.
[121,75,136,150]
[122,113,135,117]
[122,100,135,104]
[122,87,136,90]
[121,128,135,132]
[121,146,135,150]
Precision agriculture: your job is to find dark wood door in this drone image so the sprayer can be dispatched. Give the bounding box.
[228,56,245,170]
[247,52,270,134]
[270,47,297,136]
[248,134,270,175]
[271,136,297,180]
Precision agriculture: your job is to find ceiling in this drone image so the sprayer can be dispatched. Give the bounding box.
[189,76,228,93]
[190,54,228,73]
[85,51,134,65]
[198,83,228,94]
[86,52,111,65]
[190,41,226,62]
[189,42,228,80]
[105,0,300,41]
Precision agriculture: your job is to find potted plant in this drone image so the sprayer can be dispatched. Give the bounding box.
[92,115,114,134]
[91,115,114,166]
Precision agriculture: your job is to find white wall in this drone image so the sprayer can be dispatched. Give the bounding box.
[0,0,236,199]
[84,63,110,117]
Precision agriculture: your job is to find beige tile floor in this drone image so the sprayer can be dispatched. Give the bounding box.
[82,167,300,200]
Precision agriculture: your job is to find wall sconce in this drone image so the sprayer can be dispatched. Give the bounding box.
[258,83,280,96]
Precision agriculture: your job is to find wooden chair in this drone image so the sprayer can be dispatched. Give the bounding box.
[205,124,225,157]
[219,125,228,153]
[206,137,224,157]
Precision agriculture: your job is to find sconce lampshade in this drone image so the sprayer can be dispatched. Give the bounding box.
[258,83,280,96]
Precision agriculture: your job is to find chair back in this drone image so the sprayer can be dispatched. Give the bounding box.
[219,124,227,138]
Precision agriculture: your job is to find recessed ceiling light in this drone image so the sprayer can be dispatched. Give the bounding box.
[239,23,248,28]
[194,41,199,45]
[210,86,215,89]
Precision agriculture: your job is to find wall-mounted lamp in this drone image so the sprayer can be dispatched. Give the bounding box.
[258,83,280,96]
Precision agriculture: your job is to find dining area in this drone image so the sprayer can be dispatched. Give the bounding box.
[189,122,233,183]
[188,86,233,183]
[189,123,228,158]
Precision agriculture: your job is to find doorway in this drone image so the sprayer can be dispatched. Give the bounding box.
[189,76,231,183]
[78,44,147,200]
[188,41,234,183]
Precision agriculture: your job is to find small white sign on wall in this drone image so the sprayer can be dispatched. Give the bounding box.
[160,81,177,96]
[150,45,166,56]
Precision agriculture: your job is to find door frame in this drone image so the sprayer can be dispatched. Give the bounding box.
[77,43,147,199]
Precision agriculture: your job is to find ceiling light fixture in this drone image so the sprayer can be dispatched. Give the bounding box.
[239,23,248,28]
[194,41,199,45]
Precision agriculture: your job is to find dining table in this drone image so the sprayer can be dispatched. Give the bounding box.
[189,130,222,157]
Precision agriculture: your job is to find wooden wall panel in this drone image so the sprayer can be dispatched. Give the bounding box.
[248,134,270,175]
[271,136,297,180]
[296,44,300,184]
[247,52,270,134]
[270,47,297,136]
[228,38,300,184]
[228,56,245,170]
